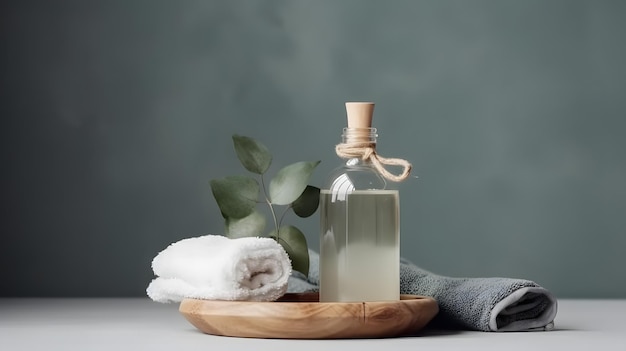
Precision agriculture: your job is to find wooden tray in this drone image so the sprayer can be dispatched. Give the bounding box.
[179,292,438,339]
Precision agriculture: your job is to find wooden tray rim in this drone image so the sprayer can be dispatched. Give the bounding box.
[179,292,439,339]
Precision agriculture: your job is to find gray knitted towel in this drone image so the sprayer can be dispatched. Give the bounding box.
[287,250,558,332]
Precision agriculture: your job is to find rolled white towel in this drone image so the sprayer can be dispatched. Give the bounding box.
[146,235,292,303]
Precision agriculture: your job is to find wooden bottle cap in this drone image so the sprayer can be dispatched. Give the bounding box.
[345,102,375,128]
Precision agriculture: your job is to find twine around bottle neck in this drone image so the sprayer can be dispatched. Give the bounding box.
[335,140,412,182]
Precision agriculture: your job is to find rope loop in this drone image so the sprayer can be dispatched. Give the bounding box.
[335,142,412,182]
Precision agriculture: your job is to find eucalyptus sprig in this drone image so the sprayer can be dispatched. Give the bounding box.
[209,135,320,276]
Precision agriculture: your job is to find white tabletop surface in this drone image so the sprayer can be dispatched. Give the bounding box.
[1,298,625,351]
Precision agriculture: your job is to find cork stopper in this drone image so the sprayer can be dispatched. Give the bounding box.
[344,102,375,144]
[345,102,374,128]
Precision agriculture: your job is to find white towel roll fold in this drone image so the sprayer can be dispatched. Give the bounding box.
[146,235,292,303]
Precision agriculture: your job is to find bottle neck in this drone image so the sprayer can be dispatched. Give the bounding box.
[328,128,387,191]
[338,127,378,166]
[335,127,412,183]
[341,127,377,147]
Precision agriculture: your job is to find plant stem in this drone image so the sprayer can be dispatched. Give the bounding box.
[278,206,291,228]
[260,174,279,240]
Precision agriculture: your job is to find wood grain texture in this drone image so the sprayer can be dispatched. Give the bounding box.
[179,292,438,339]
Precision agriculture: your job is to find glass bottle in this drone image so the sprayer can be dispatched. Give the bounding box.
[319,102,400,302]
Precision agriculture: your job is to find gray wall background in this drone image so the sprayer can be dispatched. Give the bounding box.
[1,0,625,298]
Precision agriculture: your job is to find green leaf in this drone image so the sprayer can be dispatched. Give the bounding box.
[225,210,266,239]
[209,175,259,219]
[292,185,320,218]
[232,134,272,174]
[270,225,309,277]
[268,160,321,205]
